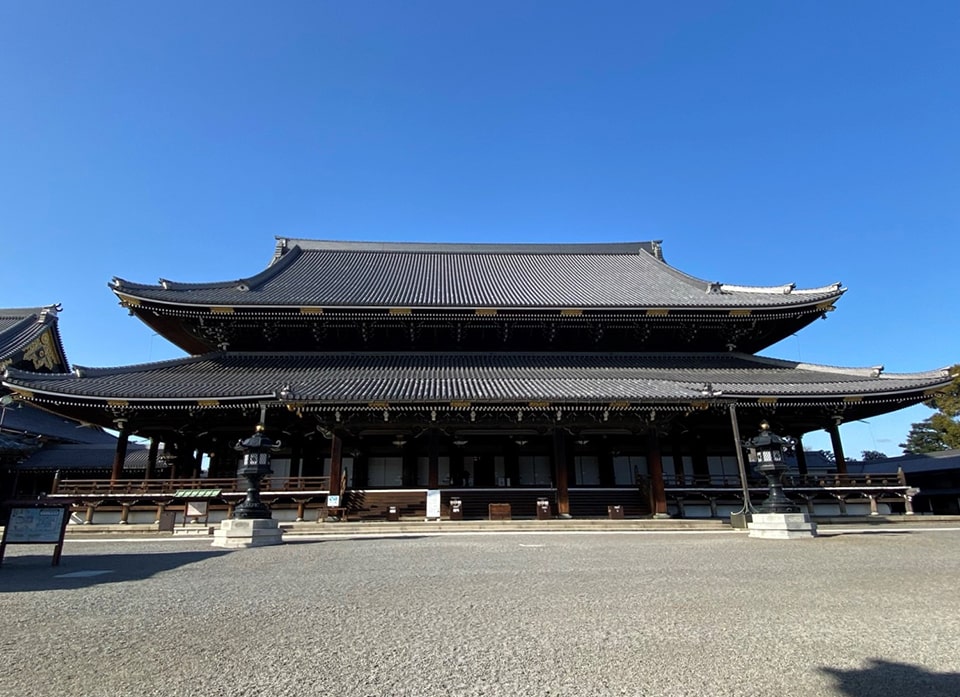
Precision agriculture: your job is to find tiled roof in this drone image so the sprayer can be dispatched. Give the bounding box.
[0,402,117,444]
[0,306,66,365]
[17,443,149,471]
[111,239,844,310]
[5,352,951,404]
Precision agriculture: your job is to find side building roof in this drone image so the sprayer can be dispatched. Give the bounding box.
[111,238,845,311]
[0,305,69,373]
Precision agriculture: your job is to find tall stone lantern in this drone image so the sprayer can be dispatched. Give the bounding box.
[746,421,799,514]
[233,424,280,520]
[212,422,284,548]
[745,421,817,540]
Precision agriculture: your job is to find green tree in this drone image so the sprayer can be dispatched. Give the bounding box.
[860,450,888,461]
[900,365,960,454]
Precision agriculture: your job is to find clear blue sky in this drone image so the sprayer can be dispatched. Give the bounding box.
[1,1,957,457]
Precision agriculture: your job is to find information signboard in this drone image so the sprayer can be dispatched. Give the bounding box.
[0,503,71,566]
[426,489,441,520]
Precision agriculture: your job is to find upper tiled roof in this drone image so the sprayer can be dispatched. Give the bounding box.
[0,306,67,367]
[111,239,844,310]
[4,352,951,404]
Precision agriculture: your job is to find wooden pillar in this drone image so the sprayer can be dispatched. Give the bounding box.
[291,439,303,480]
[828,421,848,474]
[598,441,615,487]
[646,430,669,518]
[505,441,520,488]
[691,436,708,485]
[328,434,343,497]
[145,438,159,481]
[728,404,754,516]
[428,430,440,489]
[111,428,130,484]
[552,429,570,517]
[794,436,808,477]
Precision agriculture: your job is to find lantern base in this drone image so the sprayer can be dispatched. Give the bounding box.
[747,512,817,540]
[211,518,284,548]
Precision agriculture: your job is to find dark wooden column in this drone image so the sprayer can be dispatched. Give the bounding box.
[598,440,615,487]
[505,440,520,488]
[691,435,708,484]
[794,435,808,477]
[646,430,669,517]
[290,438,303,479]
[552,429,570,516]
[110,427,130,484]
[145,437,159,481]
[428,430,440,489]
[828,421,848,474]
[328,434,343,497]
[669,433,685,482]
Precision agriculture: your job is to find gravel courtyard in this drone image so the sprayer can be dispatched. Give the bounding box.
[2,529,959,697]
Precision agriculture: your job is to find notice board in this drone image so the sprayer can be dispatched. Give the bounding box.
[0,503,71,566]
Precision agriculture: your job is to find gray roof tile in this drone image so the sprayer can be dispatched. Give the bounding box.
[112,239,844,310]
[5,352,951,404]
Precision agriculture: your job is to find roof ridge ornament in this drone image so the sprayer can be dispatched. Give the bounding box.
[38,304,62,322]
[650,241,663,261]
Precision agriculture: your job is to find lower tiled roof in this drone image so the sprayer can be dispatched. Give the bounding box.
[4,352,952,404]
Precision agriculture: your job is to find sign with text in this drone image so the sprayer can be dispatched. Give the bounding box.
[426,489,441,519]
[1,503,71,566]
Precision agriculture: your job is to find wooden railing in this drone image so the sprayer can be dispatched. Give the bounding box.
[50,476,332,497]
[661,472,906,489]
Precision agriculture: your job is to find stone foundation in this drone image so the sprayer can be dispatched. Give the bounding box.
[211,518,284,548]
[747,512,817,540]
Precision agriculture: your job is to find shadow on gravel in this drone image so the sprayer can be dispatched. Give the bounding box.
[822,659,960,697]
[816,530,915,537]
[0,550,229,593]
[284,535,428,544]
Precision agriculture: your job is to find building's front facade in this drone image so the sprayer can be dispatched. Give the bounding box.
[3,240,953,521]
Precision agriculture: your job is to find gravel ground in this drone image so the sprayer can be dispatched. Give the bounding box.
[1,529,959,697]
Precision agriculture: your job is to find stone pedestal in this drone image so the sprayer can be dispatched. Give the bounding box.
[211,518,283,548]
[747,512,817,540]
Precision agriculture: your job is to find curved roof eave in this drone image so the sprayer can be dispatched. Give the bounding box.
[3,351,952,405]
[108,238,846,311]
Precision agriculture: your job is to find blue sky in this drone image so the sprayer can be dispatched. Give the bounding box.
[1,1,957,457]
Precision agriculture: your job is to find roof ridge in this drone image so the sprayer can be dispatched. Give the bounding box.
[276,237,661,255]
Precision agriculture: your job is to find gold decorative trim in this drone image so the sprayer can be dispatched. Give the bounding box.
[389,308,412,315]
[449,400,472,409]
[368,401,390,410]
[23,331,59,371]
[758,397,778,405]
[299,307,324,315]
[608,400,631,409]
[646,309,669,317]
[843,395,864,403]
[210,306,235,315]
[11,389,33,400]
[116,294,142,307]
[729,309,752,317]
[107,399,129,408]
[560,308,583,316]
[528,400,551,409]
[197,399,220,407]
[816,301,836,312]
[475,308,497,316]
